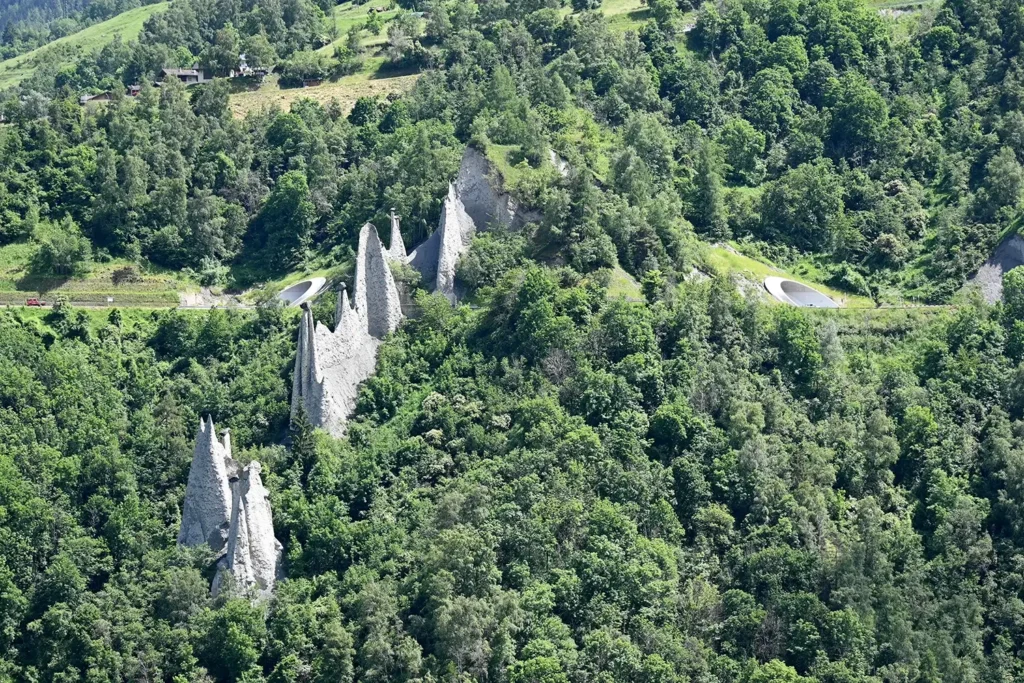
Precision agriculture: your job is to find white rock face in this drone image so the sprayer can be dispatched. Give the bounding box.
[549,149,570,177]
[178,417,234,552]
[291,222,404,436]
[291,145,550,434]
[179,417,284,597]
[213,462,283,596]
[456,146,542,231]
[434,183,477,303]
[387,209,407,260]
[970,235,1024,303]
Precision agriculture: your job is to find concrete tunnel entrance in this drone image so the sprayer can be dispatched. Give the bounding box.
[764,276,839,308]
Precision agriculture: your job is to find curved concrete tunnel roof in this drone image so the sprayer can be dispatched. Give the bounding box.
[277,277,327,307]
[764,276,839,308]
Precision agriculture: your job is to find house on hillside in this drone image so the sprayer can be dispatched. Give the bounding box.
[79,92,114,106]
[161,67,209,86]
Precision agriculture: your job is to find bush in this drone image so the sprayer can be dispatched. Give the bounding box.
[32,217,91,277]
[456,232,526,294]
[111,266,143,286]
[278,51,332,87]
[826,263,871,297]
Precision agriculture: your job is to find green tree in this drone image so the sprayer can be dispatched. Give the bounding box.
[201,23,241,76]
[716,117,765,185]
[243,30,278,69]
[744,67,798,140]
[691,141,729,238]
[1003,267,1024,321]
[197,599,268,681]
[759,159,845,251]
[250,171,315,270]
[985,147,1024,209]
[827,73,888,161]
[32,216,91,276]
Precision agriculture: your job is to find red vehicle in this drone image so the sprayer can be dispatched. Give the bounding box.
[25,298,45,307]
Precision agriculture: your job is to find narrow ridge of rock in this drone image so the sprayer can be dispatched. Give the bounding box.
[435,183,476,303]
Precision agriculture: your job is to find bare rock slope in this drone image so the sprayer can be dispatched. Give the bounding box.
[291,222,404,437]
[291,145,546,436]
[970,234,1024,303]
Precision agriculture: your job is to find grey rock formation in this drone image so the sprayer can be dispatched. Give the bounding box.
[179,417,283,597]
[549,149,570,178]
[290,145,550,434]
[388,209,407,260]
[455,146,542,231]
[178,417,234,552]
[407,227,440,285]
[406,183,478,302]
[434,183,477,302]
[969,234,1024,303]
[291,222,404,436]
[212,461,283,597]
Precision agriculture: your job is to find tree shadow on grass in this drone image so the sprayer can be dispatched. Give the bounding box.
[16,268,71,295]
[368,61,420,80]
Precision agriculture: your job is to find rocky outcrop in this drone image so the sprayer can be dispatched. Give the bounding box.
[969,234,1024,303]
[291,222,404,436]
[434,183,477,302]
[290,146,550,435]
[178,417,234,552]
[179,417,283,597]
[549,149,570,178]
[455,146,542,231]
[212,461,283,597]
[387,209,407,260]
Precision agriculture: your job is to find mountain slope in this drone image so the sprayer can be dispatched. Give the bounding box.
[0,2,167,90]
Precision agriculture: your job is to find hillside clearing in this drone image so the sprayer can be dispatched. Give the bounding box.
[0,242,186,306]
[0,3,168,90]
[319,2,398,54]
[228,64,419,119]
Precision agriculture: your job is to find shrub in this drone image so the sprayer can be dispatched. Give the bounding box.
[112,266,143,286]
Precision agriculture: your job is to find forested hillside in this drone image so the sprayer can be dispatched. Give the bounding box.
[0,0,157,60]
[1,0,1024,680]
[0,0,1022,301]
[4,272,1024,682]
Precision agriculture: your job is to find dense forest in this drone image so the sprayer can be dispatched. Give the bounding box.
[0,0,157,60]
[1,0,1023,300]
[1,0,1024,680]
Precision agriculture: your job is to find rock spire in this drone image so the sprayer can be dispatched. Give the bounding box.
[212,461,283,596]
[388,208,407,260]
[291,222,404,436]
[434,182,477,303]
[178,416,234,551]
[406,182,477,303]
[291,146,548,434]
[179,417,283,597]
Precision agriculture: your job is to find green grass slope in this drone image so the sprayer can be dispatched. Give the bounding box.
[706,244,877,309]
[0,3,169,91]
[319,1,398,55]
[0,242,185,306]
